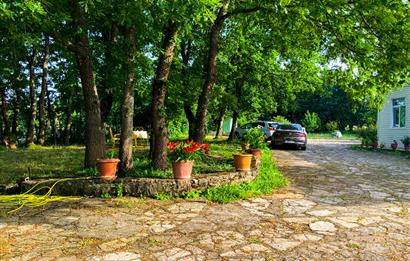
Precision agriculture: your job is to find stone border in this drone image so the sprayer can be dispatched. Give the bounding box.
[18,169,259,197]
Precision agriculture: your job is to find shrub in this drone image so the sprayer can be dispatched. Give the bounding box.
[272,115,290,124]
[243,128,265,149]
[355,127,377,145]
[301,111,321,132]
[325,121,339,131]
[401,136,410,146]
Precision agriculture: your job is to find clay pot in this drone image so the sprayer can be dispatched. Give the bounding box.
[233,154,253,171]
[247,149,262,160]
[172,160,193,179]
[391,143,398,150]
[372,141,378,149]
[405,145,410,152]
[97,159,120,181]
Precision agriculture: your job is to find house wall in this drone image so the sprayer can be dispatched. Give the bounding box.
[377,86,410,149]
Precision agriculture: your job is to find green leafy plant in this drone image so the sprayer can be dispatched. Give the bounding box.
[167,141,209,162]
[301,111,321,132]
[401,136,410,146]
[243,128,265,149]
[106,150,118,159]
[272,115,290,124]
[325,121,339,131]
[355,127,377,145]
[116,183,123,198]
[154,192,173,200]
[100,192,112,199]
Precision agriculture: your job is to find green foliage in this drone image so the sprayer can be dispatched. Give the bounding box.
[401,136,410,146]
[116,183,123,198]
[325,121,339,131]
[154,193,174,201]
[272,116,291,124]
[301,111,321,132]
[100,192,112,199]
[182,149,287,203]
[106,150,118,159]
[243,128,265,149]
[355,127,377,144]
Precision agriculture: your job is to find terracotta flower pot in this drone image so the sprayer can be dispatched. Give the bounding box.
[391,143,398,150]
[172,160,193,179]
[97,159,120,182]
[247,149,262,160]
[405,145,410,152]
[372,141,378,149]
[233,154,253,171]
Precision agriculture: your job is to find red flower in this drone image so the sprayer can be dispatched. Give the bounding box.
[183,147,195,153]
[186,140,191,145]
[192,142,201,149]
[202,143,209,150]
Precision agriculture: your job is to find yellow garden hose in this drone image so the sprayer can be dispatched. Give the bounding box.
[0,177,89,214]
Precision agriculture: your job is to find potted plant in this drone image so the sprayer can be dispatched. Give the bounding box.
[97,150,120,182]
[401,136,410,152]
[233,152,253,172]
[167,141,209,179]
[391,140,398,150]
[243,127,265,160]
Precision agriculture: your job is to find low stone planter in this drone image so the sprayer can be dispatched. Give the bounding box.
[18,169,259,197]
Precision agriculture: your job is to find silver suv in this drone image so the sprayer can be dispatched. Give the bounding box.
[235,121,279,140]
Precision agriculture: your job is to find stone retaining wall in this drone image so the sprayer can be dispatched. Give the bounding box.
[19,169,259,197]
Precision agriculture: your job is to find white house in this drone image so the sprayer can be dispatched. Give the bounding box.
[377,85,410,149]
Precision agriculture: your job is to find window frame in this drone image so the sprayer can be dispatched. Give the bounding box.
[392,97,406,128]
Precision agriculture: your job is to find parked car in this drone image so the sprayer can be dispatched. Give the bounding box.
[235,121,279,140]
[271,123,307,150]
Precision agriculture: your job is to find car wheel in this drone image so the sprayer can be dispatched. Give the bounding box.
[301,146,307,151]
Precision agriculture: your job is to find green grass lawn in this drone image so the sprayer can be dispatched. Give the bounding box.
[0,146,85,184]
[0,140,243,184]
[308,132,359,140]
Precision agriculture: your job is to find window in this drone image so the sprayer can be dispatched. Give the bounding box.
[393,98,406,128]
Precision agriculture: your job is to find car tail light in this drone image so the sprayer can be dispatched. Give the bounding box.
[269,127,275,131]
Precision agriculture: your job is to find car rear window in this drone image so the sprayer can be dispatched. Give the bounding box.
[277,124,301,131]
[268,123,278,128]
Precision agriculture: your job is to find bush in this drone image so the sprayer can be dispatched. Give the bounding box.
[325,121,339,131]
[243,128,265,149]
[301,111,321,132]
[272,115,290,124]
[355,127,377,145]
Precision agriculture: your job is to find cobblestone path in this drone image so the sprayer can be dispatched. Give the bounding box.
[1,139,409,260]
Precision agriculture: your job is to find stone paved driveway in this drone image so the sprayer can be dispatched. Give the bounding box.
[1,139,410,260]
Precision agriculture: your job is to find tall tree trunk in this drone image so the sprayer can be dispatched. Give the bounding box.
[184,104,195,140]
[26,48,37,146]
[151,21,178,170]
[71,2,105,167]
[119,26,136,175]
[193,1,230,142]
[228,110,238,142]
[46,88,57,145]
[0,87,11,136]
[99,24,118,129]
[180,40,195,140]
[38,36,49,145]
[64,108,72,145]
[214,107,225,139]
[12,85,22,135]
